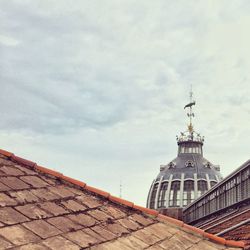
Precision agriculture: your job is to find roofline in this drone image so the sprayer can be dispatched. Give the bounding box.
[0,148,244,249]
[183,159,250,211]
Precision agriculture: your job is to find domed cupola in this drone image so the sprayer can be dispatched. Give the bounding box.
[147,91,223,212]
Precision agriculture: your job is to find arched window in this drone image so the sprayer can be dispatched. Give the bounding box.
[169,181,181,207]
[197,180,207,197]
[183,180,195,206]
[149,184,158,209]
[158,182,168,208]
[210,181,217,187]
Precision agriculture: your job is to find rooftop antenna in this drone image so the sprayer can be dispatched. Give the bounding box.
[184,85,195,135]
[119,177,122,198]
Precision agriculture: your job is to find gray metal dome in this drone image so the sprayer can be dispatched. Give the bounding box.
[147,92,223,210]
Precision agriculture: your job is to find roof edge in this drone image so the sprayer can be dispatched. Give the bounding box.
[0,148,244,249]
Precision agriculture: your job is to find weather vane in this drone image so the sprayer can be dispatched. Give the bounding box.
[184,85,195,134]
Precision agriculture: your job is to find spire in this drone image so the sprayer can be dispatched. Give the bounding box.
[184,85,195,134]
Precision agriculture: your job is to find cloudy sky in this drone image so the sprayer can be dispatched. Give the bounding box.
[0,0,250,205]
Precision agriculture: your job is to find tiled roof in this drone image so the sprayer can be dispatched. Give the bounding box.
[195,203,250,249]
[0,148,245,250]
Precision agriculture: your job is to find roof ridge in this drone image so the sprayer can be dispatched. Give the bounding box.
[0,148,245,249]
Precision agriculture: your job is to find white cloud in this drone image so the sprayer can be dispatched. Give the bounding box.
[0,0,249,205]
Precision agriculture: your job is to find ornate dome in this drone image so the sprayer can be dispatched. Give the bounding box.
[147,92,223,210]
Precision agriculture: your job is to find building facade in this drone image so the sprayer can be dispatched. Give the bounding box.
[147,92,223,217]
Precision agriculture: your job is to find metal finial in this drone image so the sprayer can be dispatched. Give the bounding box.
[184,85,195,134]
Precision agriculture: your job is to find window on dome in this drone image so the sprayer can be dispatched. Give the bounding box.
[197,180,208,197]
[183,180,195,206]
[158,182,168,208]
[149,184,158,209]
[179,145,202,154]
[210,181,217,187]
[169,181,181,207]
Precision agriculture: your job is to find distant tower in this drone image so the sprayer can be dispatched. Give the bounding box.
[146,90,222,219]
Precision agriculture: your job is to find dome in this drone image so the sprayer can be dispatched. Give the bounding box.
[147,93,223,210]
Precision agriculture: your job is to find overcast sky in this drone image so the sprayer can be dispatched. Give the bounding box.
[0,0,250,206]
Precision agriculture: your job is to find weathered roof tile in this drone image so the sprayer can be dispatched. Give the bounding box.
[91,225,117,241]
[129,213,155,226]
[0,166,25,176]
[0,236,13,249]
[116,235,149,249]
[0,225,41,245]
[0,149,244,250]
[87,209,113,222]
[144,223,174,240]
[8,190,39,203]
[67,213,97,227]
[20,176,49,188]
[42,235,81,250]
[60,199,87,212]
[133,228,161,245]
[0,207,29,225]
[118,218,142,231]
[14,243,49,250]
[0,182,10,191]
[0,192,18,206]
[48,185,76,198]
[100,205,127,219]
[15,204,51,219]
[75,194,102,208]
[39,201,68,216]
[64,230,99,248]
[23,220,62,239]
[47,216,83,233]
[103,222,129,236]
[0,177,30,190]
[30,188,60,201]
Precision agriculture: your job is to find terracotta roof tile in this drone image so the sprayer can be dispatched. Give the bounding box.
[0,207,29,225]
[0,236,13,249]
[39,201,68,216]
[0,225,41,245]
[20,176,50,188]
[133,228,161,245]
[47,216,83,233]
[0,148,244,250]
[47,185,76,198]
[129,213,155,226]
[87,209,113,222]
[64,229,99,248]
[91,239,134,250]
[67,213,97,227]
[30,188,60,201]
[82,228,106,243]
[102,222,129,236]
[146,244,164,250]
[0,192,18,206]
[0,182,10,191]
[0,177,30,190]
[15,204,51,219]
[23,220,62,239]
[145,223,174,239]
[42,235,81,250]
[75,194,103,208]
[14,243,49,250]
[100,205,127,219]
[60,199,87,212]
[116,235,149,249]
[8,190,39,203]
[91,225,117,241]
[118,217,142,231]
[0,165,25,176]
